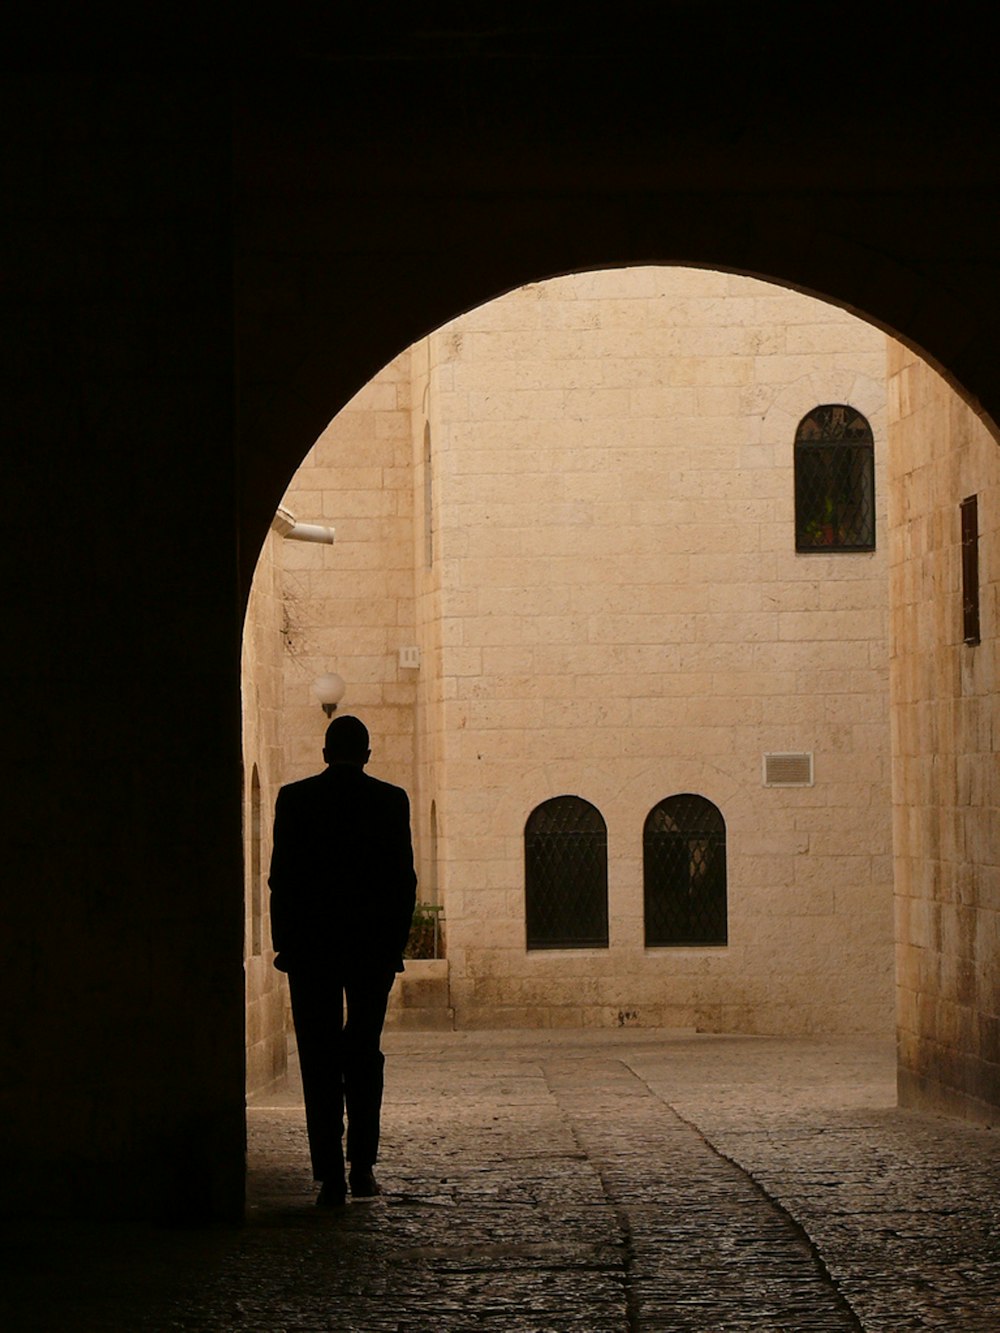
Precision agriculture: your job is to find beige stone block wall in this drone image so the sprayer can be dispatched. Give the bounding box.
[422,269,894,1034]
[888,344,1000,1120]
[279,355,418,794]
[258,266,898,1037]
[411,341,448,908]
[241,527,288,1091]
[244,352,425,1079]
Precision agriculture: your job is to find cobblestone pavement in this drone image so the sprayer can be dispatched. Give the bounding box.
[2,1030,998,1330]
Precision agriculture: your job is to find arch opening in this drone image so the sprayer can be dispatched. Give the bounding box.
[242,262,998,1132]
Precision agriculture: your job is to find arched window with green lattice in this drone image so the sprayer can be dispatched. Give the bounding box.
[794,404,875,552]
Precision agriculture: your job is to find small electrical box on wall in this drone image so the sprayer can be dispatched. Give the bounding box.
[399,646,421,669]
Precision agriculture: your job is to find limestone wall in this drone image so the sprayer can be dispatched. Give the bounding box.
[246,368,422,1079]
[241,527,288,1092]
[411,341,449,909]
[263,267,896,1036]
[888,345,1000,1120]
[424,269,893,1033]
[278,358,418,794]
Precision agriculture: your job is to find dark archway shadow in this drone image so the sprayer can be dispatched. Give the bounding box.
[6,12,998,1229]
[235,18,1000,588]
[234,16,1000,1223]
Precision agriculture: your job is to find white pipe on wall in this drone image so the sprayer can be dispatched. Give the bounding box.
[270,507,335,544]
[286,522,335,544]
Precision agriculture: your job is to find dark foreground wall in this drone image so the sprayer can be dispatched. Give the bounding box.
[3,11,998,1217]
[3,69,245,1219]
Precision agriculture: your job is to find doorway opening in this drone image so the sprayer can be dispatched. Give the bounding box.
[242,264,997,1123]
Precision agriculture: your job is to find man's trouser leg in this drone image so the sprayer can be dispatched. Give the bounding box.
[287,968,346,1183]
[343,969,396,1168]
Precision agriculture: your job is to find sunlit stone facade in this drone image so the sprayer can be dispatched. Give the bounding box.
[888,345,1000,1120]
[246,268,897,1044]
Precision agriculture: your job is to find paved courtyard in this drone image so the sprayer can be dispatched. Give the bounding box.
[3,1030,998,1330]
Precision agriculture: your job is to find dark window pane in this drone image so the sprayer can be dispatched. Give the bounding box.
[644,794,727,947]
[961,495,981,645]
[795,405,875,551]
[525,796,609,949]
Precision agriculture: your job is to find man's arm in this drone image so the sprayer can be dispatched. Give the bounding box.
[393,789,418,958]
[267,786,298,962]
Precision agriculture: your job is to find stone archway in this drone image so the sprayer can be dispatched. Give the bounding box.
[6,14,997,1223]
[233,32,1000,1144]
[246,261,996,1128]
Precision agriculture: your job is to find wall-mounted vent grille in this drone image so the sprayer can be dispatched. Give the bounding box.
[763,752,814,787]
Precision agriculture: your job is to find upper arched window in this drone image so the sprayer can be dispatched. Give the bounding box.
[525,796,609,949]
[644,794,727,947]
[794,404,875,552]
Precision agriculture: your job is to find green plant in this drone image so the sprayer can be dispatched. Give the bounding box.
[404,902,444,959]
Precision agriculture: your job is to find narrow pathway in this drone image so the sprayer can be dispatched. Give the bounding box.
[2,1032,997,1330]
[544,1056,863,1331]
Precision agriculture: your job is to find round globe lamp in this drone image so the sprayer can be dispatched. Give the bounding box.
[313,672,346,718]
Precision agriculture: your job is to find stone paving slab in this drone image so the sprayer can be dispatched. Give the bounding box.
[1,1030,998,1330]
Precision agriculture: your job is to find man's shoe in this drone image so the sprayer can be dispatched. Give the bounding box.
[316,1179,347,1207]
[348,1167,380,1198]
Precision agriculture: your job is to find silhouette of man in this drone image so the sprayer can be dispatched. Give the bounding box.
[268,715,417,1205]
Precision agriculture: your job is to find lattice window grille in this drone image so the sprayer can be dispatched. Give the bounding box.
[795,404,875,552]
[525,796,609,950]
[644,794,727,948]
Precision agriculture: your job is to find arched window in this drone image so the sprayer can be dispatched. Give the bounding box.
[428,799,439,906]
[423,420,433,567]
[525,796,609,949]
[794,404,875,551]
[249,764,263,957]
[644,794,727,947]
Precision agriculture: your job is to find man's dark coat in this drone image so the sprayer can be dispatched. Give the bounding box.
[268,764,417,974]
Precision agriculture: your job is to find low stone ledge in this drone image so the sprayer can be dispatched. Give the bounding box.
[386,959,454,1030]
